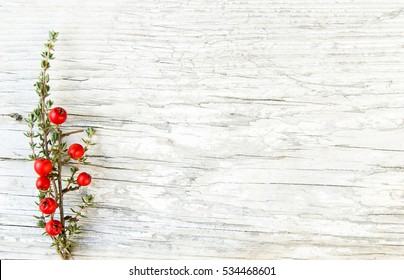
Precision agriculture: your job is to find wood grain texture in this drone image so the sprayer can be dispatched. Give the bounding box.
[0,0,404,259]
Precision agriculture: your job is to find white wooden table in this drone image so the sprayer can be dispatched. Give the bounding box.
[0,0,403,259]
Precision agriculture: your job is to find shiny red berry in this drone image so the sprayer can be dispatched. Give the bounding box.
[34,158,52,176]
[77,172,92,186]
[68,143,85,159]
[36,176,51,191]
[45,220,63,236]
[39,197,58,215]
[49,107,67,125]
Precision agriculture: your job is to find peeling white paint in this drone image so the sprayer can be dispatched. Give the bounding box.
[0,0,403,259]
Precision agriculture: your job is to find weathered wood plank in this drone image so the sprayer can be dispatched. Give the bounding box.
[0,0,404,259]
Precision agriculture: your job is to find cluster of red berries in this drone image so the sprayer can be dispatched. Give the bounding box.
[35,107,92,236]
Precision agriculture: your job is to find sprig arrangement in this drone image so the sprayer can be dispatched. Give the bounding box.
[25,31,96,260]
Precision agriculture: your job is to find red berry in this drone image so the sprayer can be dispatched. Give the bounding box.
[36,176,51,191]
[49,107,67,125]
[34,158,52,176]
[68,143,85,159]
[45,220,63,236]
[77,172,92,186]
[39,197,58,215]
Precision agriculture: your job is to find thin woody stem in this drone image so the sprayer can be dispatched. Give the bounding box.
[63,164,80,195]
[52,236,67,260]
[39,46,51,158]
[68,202,91,226]
[62,186,80,194]
[28,125,36,160]
[57,125,64,228]
[52,236,69,260]
[38,45,59,220]
[62,129,84,138]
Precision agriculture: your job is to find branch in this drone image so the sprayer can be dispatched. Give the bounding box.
[62,186,80,194]
[39,45,51,158]
[62,129,84,138]
[62,129,95,195]
[56,125,65,227]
